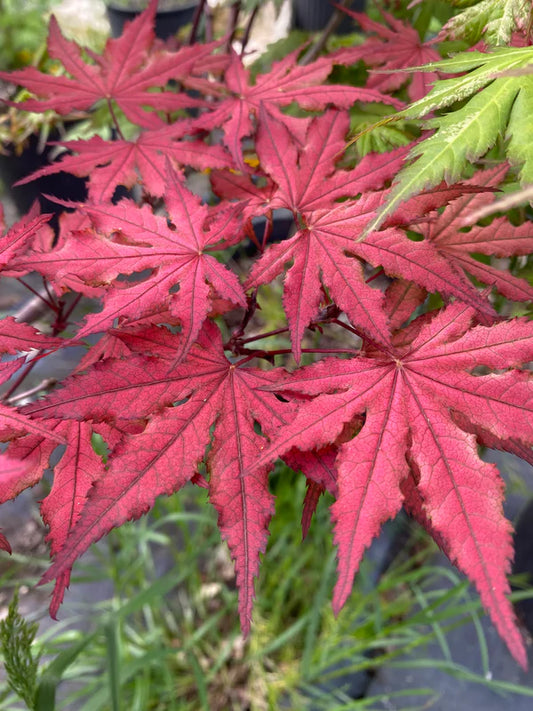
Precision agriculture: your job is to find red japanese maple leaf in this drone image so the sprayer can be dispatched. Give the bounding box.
[246,189,496,362]
[0,359,66,506]
[32,323,297,631]
[15,122,233,202]
[334,9,441,101]
[240,302,533,667]
[17,163,246,361]
[0,317,64,354]
[193,48,403,167]
[410,165,533,301]
[0,0,213,129]
[0,202,50,272]
[255,106,410,214]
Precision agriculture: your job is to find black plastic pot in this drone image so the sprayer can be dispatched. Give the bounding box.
[106,1,199,40]
[512,497,533,635]
[0,132,87,224]
[292,0,366,33]
[252,208,295,246]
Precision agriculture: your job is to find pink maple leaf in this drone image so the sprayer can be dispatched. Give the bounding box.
[0,0,214,128]
[35,323,297,632]
[335,9,441,101]
[244,301,533,668]
[193,49,403,167]
[15,123,233,202]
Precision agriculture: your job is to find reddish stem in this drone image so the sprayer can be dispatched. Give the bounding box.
[1,360,40,403]
[240,5,259,55]
[189,0,207,44]
[16,278,57,311]
[226,1,241,52]
[365,267,385,284]
[235,347,360,367]
[238,326,290,345]
[107,99,124,140]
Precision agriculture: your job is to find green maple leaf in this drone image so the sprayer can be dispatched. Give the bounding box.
[441,0,531,47]
[362,46,533,238]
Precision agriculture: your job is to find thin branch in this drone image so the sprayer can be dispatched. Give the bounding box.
[238,326,290,345]
[240,5,259,55]
[299,0,355,66]
[189,0,208,44]
[463,184,533,224]
[14,283,56,322]
[1,360,39,403]
[226,1,242,53]
[7,378,57,405]
[107,99,124,141]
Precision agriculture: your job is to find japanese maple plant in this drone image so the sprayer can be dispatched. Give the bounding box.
[0,0,532,669]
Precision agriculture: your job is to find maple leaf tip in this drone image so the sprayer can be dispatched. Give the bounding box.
[0,531,12,555]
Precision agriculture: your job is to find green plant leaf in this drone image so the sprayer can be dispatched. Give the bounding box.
[362,47,533,237]
[441,0,531,46]
[0,589,40,710]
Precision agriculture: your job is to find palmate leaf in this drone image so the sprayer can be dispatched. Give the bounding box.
[0,359,66,465]
[363,46,533,236]
[439,0,531,46]
[255,106,410,213]
[192,48,403,168]
[240,302,533,668]
[40,420,107,617]
[334,9,441,101]
[247,187,497,362]
[0,0,213,129]
[35,324,298,632]
[17,163,246,362]
[0,202,50,272]
[409,164,533,302]
[14,124,233,202]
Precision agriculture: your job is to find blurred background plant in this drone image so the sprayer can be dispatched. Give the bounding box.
[1,465,533,710]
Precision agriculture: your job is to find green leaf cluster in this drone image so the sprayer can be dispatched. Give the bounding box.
[0,589,40,709]
[442,0,531,46]
[365,45,533,235]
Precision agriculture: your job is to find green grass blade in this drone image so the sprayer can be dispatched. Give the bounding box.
[105,620,121,711]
